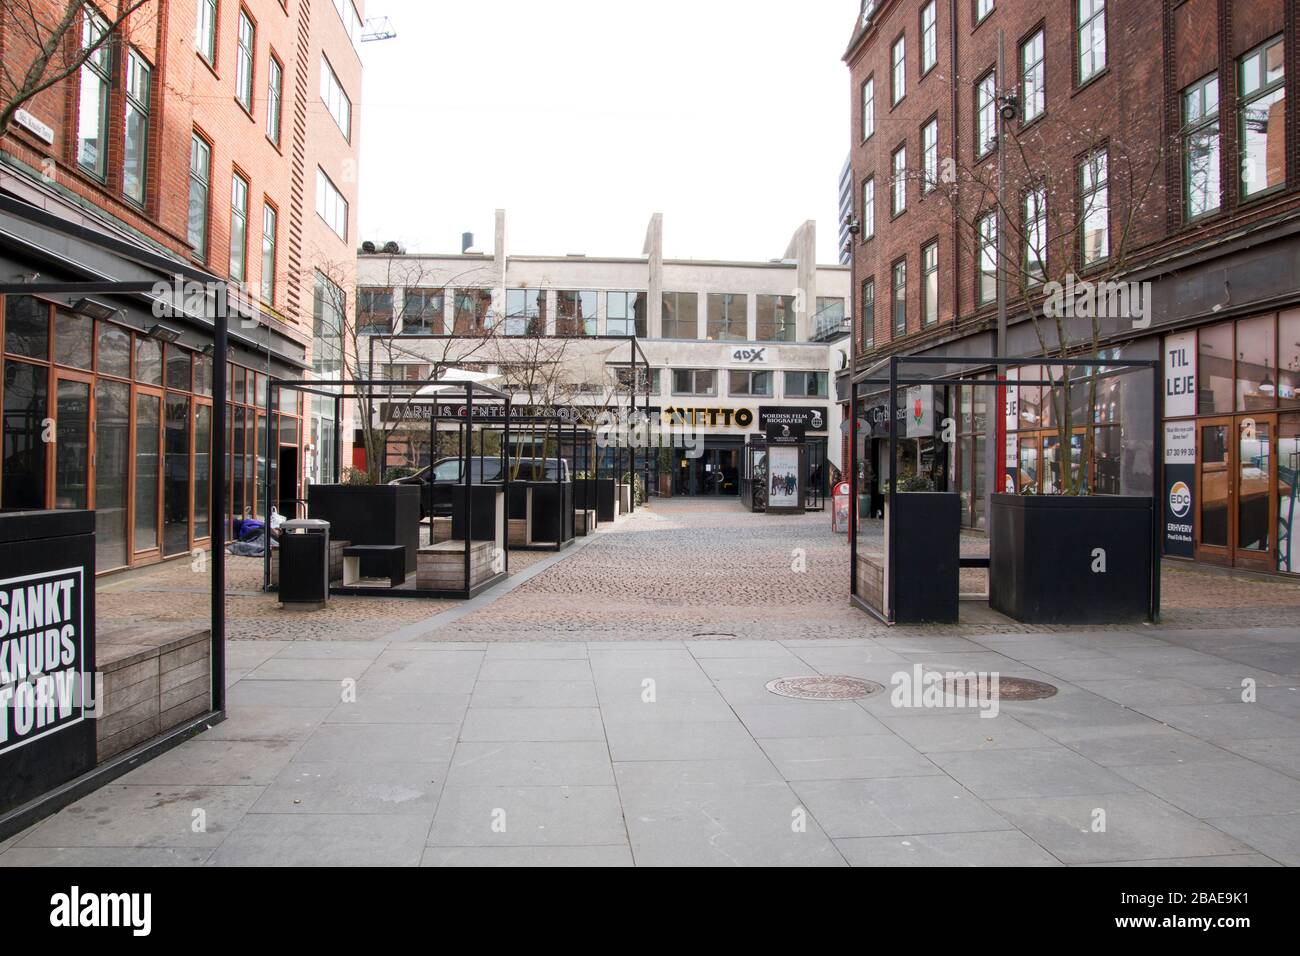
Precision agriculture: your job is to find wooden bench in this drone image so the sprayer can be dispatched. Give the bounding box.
[342,544,406,587]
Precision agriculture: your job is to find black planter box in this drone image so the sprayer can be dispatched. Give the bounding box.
[889,492,960,624]
[575,479,617,523]
[989,494,1154,624]
[0,510,96,816]
[308,484,420,575]
[524,481,574,543]
[451,485,504,542]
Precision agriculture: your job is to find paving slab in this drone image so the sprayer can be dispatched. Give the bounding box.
[459,707,605,742]
[1110,756,1300,818]
[835,830,1062,867]
[420,845,633,867]
[427,786,625,847]
[1204,814,1300,866]
[0,847,214,866]
[881,714,1056,752]
[117,739,301,787]
[19,785,263,848]
[251,761,444,816]
[469,680,599,709]
[446,741,615,787]
[929,747,1141,800]
[604,719,765,762]
[986,792,1254,865]
[324,691,470,725]
[293,723,458,764]
[757,735,940,780]
[790,776,1010,839]
[207,813,430,866]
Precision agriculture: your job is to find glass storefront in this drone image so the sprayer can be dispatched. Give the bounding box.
[0,294,303,573]
[1168,310,1299,576]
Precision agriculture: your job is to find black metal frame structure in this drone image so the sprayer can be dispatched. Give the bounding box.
[262,377,513,599]
[848,353,1162,626]
[364,332,654,510]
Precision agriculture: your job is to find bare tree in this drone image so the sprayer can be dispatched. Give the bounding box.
[0,0,154,135]
[930,108,1173,494]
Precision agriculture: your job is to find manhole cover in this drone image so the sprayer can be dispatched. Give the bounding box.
[940,675,1058,701]
[765,676,884,700]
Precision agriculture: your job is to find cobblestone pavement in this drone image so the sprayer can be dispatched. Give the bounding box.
[96,545,552,642]
[8,498,1296,866]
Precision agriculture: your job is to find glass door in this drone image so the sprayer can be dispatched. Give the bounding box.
[1196,418,1233,565]
[94,379,131,570]
[133,387,163,555]
[1279,414,1299,574]
[1235,413,1275,572]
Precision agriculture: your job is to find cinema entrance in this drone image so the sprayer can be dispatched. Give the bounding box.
[675,440,741,496]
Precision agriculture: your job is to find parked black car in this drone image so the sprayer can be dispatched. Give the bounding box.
[391,457,570,517]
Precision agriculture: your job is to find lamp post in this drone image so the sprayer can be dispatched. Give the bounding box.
[844,214,861,595]
[990,28,1017,525]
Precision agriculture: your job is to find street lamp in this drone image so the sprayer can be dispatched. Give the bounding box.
[845,214,862,596]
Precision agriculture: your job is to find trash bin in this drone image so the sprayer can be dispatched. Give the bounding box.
[280,518,330,605]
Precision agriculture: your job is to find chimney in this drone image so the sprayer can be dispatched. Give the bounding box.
[461,232,474,254]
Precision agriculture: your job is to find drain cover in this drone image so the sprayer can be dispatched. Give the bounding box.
[765,676,884,700]
[941,675,1058,701]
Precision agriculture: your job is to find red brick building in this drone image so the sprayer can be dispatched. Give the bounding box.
[0,0,363,571]
[842,0,1300,578]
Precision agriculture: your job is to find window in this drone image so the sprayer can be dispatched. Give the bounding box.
[1179,73,1221,219]
[785,371,829,399]
[861,77,875,141]
[976,70,997,157]
[707,293,748,341]
[1024,186,1046,284]
[1080,150,1109,265]
[863,176,876,238]
[1078,0,1106,84]
[861,277,875,349]
[922,241,939,326]
[320,55,352,141]
[229,173,248,281]
[756,295,797,342]
[672,369,716,397]
[267,56,283,146]
[187,135,211,259]
[1239,37,1285,199]
[921,2,937,74]
[615,367,661,394]
[1021,29,1045,124]
[357,288,394,335]
[607,291,647,337]
[977,212,998,305]
[504,289,545,336]
[260,203,277,302]
[729,370,772,397]
[921,119,938,192]
[892,36,906,104]
[400,289,444,334]
[315,168,348,240]
[332,0,364,49]
[453,289,492,332]
[123,50,150,205]
[197,0,217,63]
[236,10,254,112]
[77,6,111,178]
[891,146,907,215]
[556,291,597,336]
[891,261,907,336]
[662,292,699,339]
[975,0,994,23]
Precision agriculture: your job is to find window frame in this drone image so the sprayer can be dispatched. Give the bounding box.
[1076,0,1107,87]
[197,0,218,65]
[229,171,250,282]
[1020,28,1045,126]
[891,35,906,105]
[260,201,277,304]
[861,75,875,142]
[975,68,997,159]
[891,145,907,217]
[728,369,773,398]
[315,167,348,240]
[266,54,284,146]
[187,133,212,261]
[921,240,939,326]
[891,258,907,337]
[1181,72,1221,220]
[862,176,876,238]
[76,4,112,180]
[1079,148,1110,268]
[671,368,717,398]
[320,53,352,142]
[123,47,151,206]
[921,118,938,193]
[1023,185,1047,285]
[235,8,255,114]
[861,276,875,350]
[920,1,937,76]
[1237,36,1286,202]
[976,210,998,306]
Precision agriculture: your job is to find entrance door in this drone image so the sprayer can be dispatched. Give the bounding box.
[53,374,92,510]
[1196,418,1233,565]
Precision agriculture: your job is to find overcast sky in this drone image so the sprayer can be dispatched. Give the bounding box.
[358,0,858,264]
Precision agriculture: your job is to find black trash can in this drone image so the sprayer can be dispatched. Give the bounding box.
[280,518,330,605]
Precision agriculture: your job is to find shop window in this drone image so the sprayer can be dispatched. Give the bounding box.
[1279,309,1300,406]
[2,361,48,510]
[55,310,93,369]
[164,394,191,556]
[97,322,131,378]
[166,345,192,391]
[1280,413,1299,574]
[1237,314,1277,411]
[5,295,49,359]
[136,335,163,385]
[1018,365,1042,428]
[194,404,212,539]
[54,380,90,509]
[195,354,213,396]
[95,380,131,569]
[135,392,161,551]
[1197,322,1233,414]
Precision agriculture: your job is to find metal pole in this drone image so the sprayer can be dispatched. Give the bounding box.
[990,27,1009,530]
[262,381,274,592]
[333,393,342,483]
[1151,364,1162,622]
[210,303,228,713]
[464,384,473,594]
